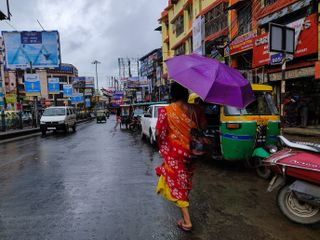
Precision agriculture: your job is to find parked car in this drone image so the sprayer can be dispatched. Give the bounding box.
[40,106,77,136]
[141,103,168,145]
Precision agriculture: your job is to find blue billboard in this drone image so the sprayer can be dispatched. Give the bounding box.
[2,31,61,69]
[48,77,60,94]
[63,84,73,97]
[0,81,4,108]
[24,73,41,96]
[71,93,84,104]
[85,98,91,107]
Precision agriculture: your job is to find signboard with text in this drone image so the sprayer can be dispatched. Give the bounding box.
[228,31,256,56]
[85,98,91,107]
[253,14,318,68]
[48,77,60,94]
[24,73,41,96]
[63,84,73,97]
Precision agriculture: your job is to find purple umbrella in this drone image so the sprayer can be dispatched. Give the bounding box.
[166,54,255,108]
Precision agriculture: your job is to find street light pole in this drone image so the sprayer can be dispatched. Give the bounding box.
[92,60,101,94]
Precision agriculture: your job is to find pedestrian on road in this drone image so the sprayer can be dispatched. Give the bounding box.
[114,107,121,129]
[155,82,207,232]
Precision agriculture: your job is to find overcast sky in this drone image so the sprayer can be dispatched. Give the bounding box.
[0,0,167,87]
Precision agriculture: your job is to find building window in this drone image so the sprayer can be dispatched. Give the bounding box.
[187,4,193,21]
[174,43,185,56]
[204,3,228,38]
[237,4,252,35]
[264,0,277,6]
[175,15,184,37]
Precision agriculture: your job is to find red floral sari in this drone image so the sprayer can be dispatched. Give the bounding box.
[155,103,206,206]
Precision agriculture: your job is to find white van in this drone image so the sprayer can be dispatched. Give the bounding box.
[40,106,77,136]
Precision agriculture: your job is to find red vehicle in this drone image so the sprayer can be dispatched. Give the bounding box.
[264,136,320,225]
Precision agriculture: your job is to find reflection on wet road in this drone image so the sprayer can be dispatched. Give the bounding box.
[0,119,319,240]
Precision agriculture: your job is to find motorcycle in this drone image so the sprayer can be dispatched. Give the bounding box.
[128,116,141,132]
[264,136,320,225]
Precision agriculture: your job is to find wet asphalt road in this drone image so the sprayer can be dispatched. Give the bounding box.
[0,119,319,240]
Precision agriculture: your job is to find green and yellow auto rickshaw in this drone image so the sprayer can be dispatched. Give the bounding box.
[190,84,280,177]
[96,110,107,123]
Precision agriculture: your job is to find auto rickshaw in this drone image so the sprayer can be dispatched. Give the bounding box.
[96,110,107,123]
[119,104,132,129]
[189,84,280,177]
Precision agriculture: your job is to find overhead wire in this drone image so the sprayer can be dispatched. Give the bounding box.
[4,20,17,30]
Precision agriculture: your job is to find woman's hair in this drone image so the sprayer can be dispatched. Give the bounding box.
[170,82,189,102]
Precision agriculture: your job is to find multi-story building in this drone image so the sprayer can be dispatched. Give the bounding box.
[159,0,320,127]
[2,63,78,110]
[139,48,167,101]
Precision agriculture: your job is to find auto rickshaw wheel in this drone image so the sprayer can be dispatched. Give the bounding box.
[254,157,272,179]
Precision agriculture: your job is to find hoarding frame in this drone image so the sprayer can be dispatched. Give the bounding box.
[2,30,61,70]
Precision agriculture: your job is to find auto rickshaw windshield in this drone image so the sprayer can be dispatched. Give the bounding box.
[224,92,278,116]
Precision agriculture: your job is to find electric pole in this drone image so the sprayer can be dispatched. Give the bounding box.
[92,60,101,94]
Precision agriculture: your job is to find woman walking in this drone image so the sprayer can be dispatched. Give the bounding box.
[155,82,206,231]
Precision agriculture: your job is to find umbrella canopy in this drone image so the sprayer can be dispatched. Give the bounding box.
[166,54,255,108]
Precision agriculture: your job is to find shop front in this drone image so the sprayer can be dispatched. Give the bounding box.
[268,66,320,127]
[252,13,318,127]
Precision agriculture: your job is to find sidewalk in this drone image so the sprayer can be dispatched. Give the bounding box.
[283,126,320,143]
[0,127,40,140]
[283,126,320,137]
[0,118,94,142]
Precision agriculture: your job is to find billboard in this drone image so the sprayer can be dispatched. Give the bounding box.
[48,77,60,94]
[24,73,41,96]
[85,77,94,88]
[85,98,91,107]
[2,31,61,69]
[63,84,73,97]
[71,93,84,104]
[84,88,93,96]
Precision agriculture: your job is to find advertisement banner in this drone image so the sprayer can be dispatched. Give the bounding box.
[85,77,95,88]
[193,16,204,55]
[5,93,17,103]
[84,89,93,96]
[85,98,91,107]
[48,77,60,94]
[72,76,85,88]
[71,93,83,104]
[63,84,73,97]
[252,14,318,68]
[136,91,142,102]
[2,31,61,69]
[228,31,256,56]
[24,73,41,96]
[0,82,4,108]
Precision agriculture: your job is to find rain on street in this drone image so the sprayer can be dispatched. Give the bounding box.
[0,119,319,240]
